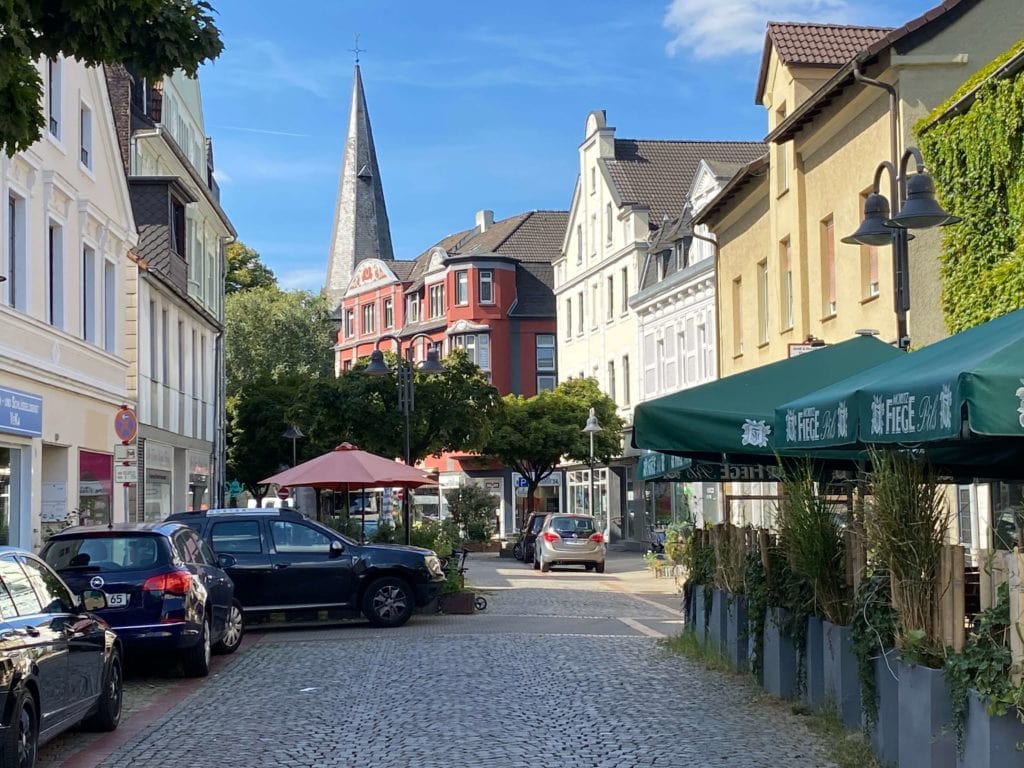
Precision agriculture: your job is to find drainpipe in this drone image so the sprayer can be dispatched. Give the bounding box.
[852,62,900,179]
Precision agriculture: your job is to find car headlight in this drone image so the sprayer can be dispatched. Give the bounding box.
[425,555,444,577]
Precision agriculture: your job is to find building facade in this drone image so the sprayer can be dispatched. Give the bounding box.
[0,56,138,546]
[553,110,763,544]
[106,66,235,521]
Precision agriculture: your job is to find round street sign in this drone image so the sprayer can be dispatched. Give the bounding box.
[114,407,137,443]
[276,487,290,501]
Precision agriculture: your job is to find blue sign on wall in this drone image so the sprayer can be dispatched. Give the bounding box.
[0,387,43,437]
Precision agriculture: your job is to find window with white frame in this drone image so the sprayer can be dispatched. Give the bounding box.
[429,284,444,317]
[47,58,61,139]
[478,270,493,304]
[590,166,596,193]
[536,334,555,372]
[663,328,677,390]
[607,359,616,402]
[622,355,631,405]
[606,203,613,244]
[683,318,698,383]
[452,334,490,370]
[103,258,116,352]
[406,294,419,323]
[537,375,556,393]
[643,333,656,396]
[780,238,794,331]
[589,214,596,256]
[79,103,92,169]
[343,309,354,338]
[576,291,583,335]
[656,336,665,391]
[821,216,837,317]
[455,270,468,305]
[82,245,96,343]
[149,301,158,382]
[590,283,599,329]
[606,275,613,321]
[757,259,769,345]
[383,298,394,329]
[564,298,572,340]
[576,226,582,264]
[620,267,628,314]
[361,302,375,334]
[6,193,25,310]
[47,221,64,328]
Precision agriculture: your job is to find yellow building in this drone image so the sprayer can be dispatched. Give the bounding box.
[699,1,1024,378]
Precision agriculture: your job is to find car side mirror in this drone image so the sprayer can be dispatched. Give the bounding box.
[80,589,107,612]
[217,553,237,569]
[329,540,344,558]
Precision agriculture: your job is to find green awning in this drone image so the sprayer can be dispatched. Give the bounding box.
[632,335,903,463]
[774,308,1024,449]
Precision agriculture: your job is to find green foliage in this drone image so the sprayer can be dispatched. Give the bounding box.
[865,449,950,666]
[225,381,300,499]
[225,242,277,294]
[0,0,223,155]
[776,462,851,625]
[663,521,692,564]
[850,569,898,730]
[745,548,769,682]
[661,630,734,674]
[445,484,498,542]
[801,705,885,768]
[916,41,1024,333]
[370,520,396,544]
[225,287,335,395]
[483,377,622,524]
[944,582,1024,754]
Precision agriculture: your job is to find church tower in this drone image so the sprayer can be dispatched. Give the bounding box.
[324,65,394,310]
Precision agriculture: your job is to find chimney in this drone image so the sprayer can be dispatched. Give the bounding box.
[476,209,493,233]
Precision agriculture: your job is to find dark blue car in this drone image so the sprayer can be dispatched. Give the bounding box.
[40,522,243,677]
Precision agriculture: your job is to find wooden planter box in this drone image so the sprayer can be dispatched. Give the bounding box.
[804,616,824,711]
[869,648,900,766]
[898,660,955,768]
[763,607,798,700]
[725,593,748,672]
[822,621,861,730]
[438,592,477,614]
[960,689,1024,768]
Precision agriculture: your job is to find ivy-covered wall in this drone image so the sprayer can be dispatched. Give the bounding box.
[916,40,1024,334]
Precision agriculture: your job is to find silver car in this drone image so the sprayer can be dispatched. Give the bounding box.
[533,514,606,573]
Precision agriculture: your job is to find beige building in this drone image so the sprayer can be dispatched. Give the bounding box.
[554,110,762,543]
[701,1,1024,379]
[0,57,138,546]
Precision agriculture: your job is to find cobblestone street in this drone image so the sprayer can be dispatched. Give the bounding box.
[40,553,830,768]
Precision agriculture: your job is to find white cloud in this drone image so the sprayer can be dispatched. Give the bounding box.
[276,267,326,292]
[212,168,231,185]
[663,0,851,60]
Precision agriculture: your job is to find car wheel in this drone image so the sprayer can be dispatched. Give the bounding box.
[532,551,540,570]
[214,600,245,655]
[363,577,415,628]
[86,647,123,732]
[595,561,606,574]
[540,558,551,573]
[512,542,523,561]
[182,615,212,677]
[0,687,37,768]
[584,563,595,571]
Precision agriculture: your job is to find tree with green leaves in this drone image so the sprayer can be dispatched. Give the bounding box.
[224,286,334,395]
[484,377,623,527]
[1,0,223,155]
[225,379,301,502]
[225,241,277,294]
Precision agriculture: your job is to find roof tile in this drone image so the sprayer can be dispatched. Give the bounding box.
[768,21,891,67]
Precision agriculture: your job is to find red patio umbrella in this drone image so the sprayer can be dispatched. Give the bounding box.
[260,442,436,492]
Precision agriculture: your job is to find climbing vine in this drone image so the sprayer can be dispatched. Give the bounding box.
[916,37,1024,333]
[849,569,898,730]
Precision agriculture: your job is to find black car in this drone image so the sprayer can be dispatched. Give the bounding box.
[40,523,243,677]
[166,508,446,628]
[0,547,123,766]
[517,512,549,564]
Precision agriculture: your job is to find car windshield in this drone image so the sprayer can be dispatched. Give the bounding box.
[549,516,597,536]
[42,535,167,571]
[529,516,546,534]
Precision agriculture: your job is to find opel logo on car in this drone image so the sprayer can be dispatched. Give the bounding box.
[89,576,104,589]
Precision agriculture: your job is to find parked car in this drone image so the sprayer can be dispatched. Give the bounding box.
[0,547,123,765]
[532,514,606,573]
[517,512,549,564]
[40,522,243,677]
[166,508,446,628]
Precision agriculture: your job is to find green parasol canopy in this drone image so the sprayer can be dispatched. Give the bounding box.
[773,308,1024,450]
[632,335,902,464]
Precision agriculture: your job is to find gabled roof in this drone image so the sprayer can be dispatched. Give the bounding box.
[691,153,771,226]
[604,140,766,225]
[755,22,891,103]
[767,0,975,144]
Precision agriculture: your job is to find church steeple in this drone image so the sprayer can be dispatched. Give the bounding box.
[324,64,394,310]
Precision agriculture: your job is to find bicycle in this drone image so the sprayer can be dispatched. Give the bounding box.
[440,548,488,611]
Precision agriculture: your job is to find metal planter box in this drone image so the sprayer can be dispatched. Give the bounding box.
[694,585,707,644]
[763,607,798,700]
[822,621,861,729]
[898,661,955,768]
[959,689,1024,768]
[709,589,729,655]
[725,593,748,672]
[804,616,824,711]
[869,648,900,766]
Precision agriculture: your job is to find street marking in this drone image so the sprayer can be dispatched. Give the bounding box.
[619,617,666,638]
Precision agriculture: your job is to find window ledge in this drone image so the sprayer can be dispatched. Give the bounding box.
[45,132,66,155]
[821,313,837,322]
[776,186,789,201]
[757,340,770,349]
[860,293,880,305]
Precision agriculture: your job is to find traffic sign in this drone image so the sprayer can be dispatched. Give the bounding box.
[114,443,137,462]
[114,407,138,442]
[115,465,138,483]
[276,486,290,501]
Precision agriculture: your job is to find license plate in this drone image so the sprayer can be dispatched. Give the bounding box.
[105,593,129,608]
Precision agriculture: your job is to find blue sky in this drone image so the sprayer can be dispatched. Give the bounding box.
[200,0,939,291]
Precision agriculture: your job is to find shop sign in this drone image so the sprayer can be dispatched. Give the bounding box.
[0,386,42,437]
[146,442,173,471]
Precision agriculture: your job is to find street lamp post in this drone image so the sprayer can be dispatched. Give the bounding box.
[364,333,444,545]
[841,146,960,350]
[582,407,605,541]
[282,424,304,467]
